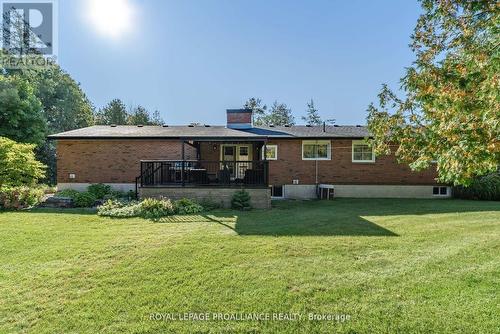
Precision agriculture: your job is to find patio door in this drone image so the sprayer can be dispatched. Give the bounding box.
[220,144,252,179]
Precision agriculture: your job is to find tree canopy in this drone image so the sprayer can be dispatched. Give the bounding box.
[367,0,499,186]
[0,75,46,145]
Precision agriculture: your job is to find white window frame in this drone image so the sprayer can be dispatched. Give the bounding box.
[262,145,278,160]
[302,140,331,161]
[270,185,285,199]
[433,186,449,197]
[352,140,375,163]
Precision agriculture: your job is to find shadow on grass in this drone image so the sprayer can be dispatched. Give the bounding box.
[13,198,499,237]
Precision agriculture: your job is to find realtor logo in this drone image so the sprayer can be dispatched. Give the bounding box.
[1,0,57,66]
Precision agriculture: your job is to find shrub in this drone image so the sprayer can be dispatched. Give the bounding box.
[73,192,97,207]
[231,190,252,211]
[97,199,141,218]
[174,198,204,214]
[0,137,46,187]
[0,186,45,209]
[56,189,80,199]
[199,198,222,211]
[87,183,112,199]
[453,173,500,201]
[139,198,175,219]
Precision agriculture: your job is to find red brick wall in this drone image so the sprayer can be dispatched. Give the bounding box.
[56,140,196,183]
[267,139,439,185]
[227,112,252,125]
[56,139,439,185]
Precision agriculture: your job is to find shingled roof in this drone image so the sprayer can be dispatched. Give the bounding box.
[48,124,370,139]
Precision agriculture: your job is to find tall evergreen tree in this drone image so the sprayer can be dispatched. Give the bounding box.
[244,97,267,125]
[95,99,128,125]
[301,99,322,125]
[268,101,295,126]
[127,105,151,125]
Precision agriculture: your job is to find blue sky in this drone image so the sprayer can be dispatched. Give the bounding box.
[58,0,421,125]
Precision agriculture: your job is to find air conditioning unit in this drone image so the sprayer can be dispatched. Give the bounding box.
[292,179,299,185]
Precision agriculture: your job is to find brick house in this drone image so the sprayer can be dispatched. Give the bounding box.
[49,109,450,208]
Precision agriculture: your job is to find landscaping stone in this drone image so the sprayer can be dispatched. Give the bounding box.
[41,196,74,208]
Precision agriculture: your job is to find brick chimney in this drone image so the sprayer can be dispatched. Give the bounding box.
[226,109,253,129]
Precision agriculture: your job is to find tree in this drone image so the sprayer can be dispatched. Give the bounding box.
[301,99,322,125]
[267,101,295,126]
[244,97,268,125]
[127,105,152,125]
[367,0,499,186]
[95,99,128,125]
[0,75,46,145]
[29,66,95,133]
[0,137,46,186]
[150,110,164,125]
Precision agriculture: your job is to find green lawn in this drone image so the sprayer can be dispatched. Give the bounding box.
[0,199,499,333]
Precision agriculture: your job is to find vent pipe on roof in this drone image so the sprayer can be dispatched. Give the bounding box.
[323,122,326,132]
[110,124,117,127]
[137,124,143,127]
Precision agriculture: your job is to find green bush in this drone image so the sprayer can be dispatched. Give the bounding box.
[454,173,500,201]
[231,190,252,211]
[174,198,204,214]
[56,189,80,199]
[139,198,175,219]
[97,199,141,218]
[0,137,46,186]
[73,192,97,207]
[199,198,222,211]
[87,183,112,199]
[0,186,45,209]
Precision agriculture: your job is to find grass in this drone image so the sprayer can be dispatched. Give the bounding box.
[0,199,499,333]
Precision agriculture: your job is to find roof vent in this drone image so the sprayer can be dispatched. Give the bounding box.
[305,124,312,127]
[334,124,339,127]
[110,124,117,127]
[269,124,275,128]
[204,124,211,127]
[137,124,144,127]
[188,124,194,127]
[356,125,362,127]
[162,124,168,127]
[284,124,290,127]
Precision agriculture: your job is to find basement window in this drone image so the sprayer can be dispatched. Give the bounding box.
[433,186,449,196]
[271,185,284,198]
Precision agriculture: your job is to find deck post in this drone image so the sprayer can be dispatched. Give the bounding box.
[263,140,268,186]
[181,140,185,187]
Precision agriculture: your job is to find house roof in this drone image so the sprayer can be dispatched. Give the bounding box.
[48,124,370,140]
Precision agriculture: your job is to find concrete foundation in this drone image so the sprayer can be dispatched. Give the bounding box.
[282,184,451,199]
[57,183,135,192]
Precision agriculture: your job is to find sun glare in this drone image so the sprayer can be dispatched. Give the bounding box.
[86,0,134,40]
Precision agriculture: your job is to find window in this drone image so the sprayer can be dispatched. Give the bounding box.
[433,186,449,196]
[262,145,278,160]
[239,146,248,156]
[271,185,284,198]
[302,140,331,160]
[352,140,375,162]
